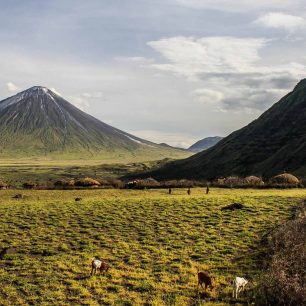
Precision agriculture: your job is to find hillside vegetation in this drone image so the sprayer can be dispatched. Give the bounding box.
[147,79,306,180]
[0,188,305,305]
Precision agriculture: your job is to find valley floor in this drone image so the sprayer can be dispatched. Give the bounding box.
[0,188,304,305]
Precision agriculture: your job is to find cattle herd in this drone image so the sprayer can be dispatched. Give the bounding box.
[91,257,249,299]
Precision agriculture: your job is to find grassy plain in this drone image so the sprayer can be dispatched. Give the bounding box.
[0,188,305,305]
[0,159,170,187]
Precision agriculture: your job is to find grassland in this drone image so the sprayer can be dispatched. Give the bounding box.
[0,188,305,306]
[0,159,170,187]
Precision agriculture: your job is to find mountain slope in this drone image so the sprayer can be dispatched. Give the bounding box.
[0,86,190,160]
[188,136,223,153]
[144,79,306,179]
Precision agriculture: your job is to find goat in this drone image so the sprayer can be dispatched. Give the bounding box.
[197,268,214,292]
[232,277,248,299]
[90,258,109,276]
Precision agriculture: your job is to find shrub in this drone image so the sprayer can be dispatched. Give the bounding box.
[256,202,306,305]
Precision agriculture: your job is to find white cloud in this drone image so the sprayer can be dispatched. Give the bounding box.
[148,36,268,79]
[50,87,63,97]
[69,96,90,111]
[81,92,103,99]
[131,129,198,148]
[6,82,21,93]
[175,0,302,12]
[146,36,306,113]
[255,12,306,32]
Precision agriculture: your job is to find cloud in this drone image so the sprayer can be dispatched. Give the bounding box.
[6,82,21,93]
[175,0,302,12]
[148,36,268,79]
[69,96,90,111]
[50,87,63,97]
[255,12,306,32]
[131,129,198,148]
[147,36,306,113]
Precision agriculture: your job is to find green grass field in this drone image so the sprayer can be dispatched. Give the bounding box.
[0,188,304,306]
[0,158,174,187]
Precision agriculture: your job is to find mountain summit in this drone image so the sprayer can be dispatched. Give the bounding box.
[0,86,189,160]
[145,79,306,179]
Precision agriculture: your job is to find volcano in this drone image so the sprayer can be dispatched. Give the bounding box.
[0,86,189,160]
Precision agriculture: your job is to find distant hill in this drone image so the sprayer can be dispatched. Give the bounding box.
[188,136,223,153]
[142,79,306,179]
[0,86,191,161]
[159,143,189,151]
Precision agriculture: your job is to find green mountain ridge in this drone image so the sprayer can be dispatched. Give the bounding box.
[143,79,306,179]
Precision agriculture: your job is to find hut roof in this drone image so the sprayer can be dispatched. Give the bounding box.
[0,180,8,187]
[74,177,101,187]
[245,176,264,185]
[271,173,299,184]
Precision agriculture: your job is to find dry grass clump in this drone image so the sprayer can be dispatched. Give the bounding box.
[256,202,306,305]
[74,177,101,187]
[270,173,300,185]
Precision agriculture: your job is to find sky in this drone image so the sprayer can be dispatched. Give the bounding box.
[0,0,306,148]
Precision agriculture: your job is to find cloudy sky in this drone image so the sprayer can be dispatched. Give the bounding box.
[0,0,306,147]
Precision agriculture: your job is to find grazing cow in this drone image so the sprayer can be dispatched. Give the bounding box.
[232,277,248,299]
[91,258,109,275]
[197,268,214,292]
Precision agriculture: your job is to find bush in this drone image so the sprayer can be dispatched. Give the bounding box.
[256,202,306,305]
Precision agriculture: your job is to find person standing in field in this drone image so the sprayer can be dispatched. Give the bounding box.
[206,185,210,194]
[169,188,172,195]
[187,188,191,195]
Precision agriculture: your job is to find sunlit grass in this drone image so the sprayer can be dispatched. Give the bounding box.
[0,188,304,305]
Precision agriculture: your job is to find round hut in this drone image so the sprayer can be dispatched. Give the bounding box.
[74,177,101,187]
[245,176,264,185]
[270,173,300,185]
[0,180,9,190]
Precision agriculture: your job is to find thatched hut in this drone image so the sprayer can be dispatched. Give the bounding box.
[74,177,101,187]
[54,179,75,187]
[224,176,244,186]
[23,182,38,189]
[0,180,8,190]
[245,176,264,185]
[271,173,300,185]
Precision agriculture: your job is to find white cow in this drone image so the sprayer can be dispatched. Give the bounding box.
[232,277,248,299]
